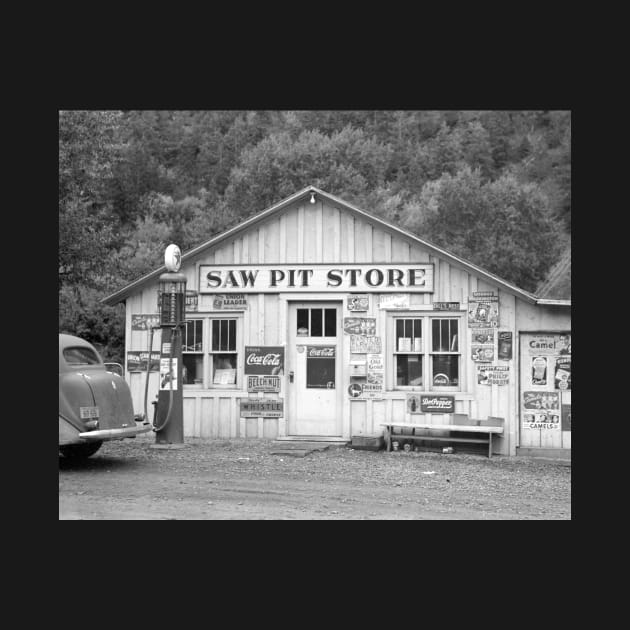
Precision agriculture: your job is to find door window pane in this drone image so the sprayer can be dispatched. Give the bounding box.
[297,308,309,335]
[324,308,336,336]
[310,309,323,336]
[307,357,335,389]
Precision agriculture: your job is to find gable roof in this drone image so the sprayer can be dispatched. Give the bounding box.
[536,246,571,301]
[103,185,551,306]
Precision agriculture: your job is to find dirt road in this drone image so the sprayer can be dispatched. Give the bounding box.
[59,436,571,520]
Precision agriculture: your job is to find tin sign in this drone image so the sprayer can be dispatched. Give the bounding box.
[433,302,460,311]
[127,351,161,372]
[131,314,160,331]
[247,375,281,393]
[498,331,512,360]
[186,290,198,311]
[522,391,559,410]
[477,365,509,385]
[350,335,382,353]
[347,294,369,311]
[378,293,410,310]
[343,317,376,335]
[244,346,284,375]
[212,294,248,310]
[420,395,455,413]
[468,292,499,328]
[240,398,283,418]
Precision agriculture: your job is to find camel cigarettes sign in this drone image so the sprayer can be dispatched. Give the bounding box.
[199,264,434,293]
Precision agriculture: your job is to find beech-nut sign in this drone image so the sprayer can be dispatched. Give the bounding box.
[244,346,284,375]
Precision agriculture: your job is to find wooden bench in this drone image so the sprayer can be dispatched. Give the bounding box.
[381,414,504,458]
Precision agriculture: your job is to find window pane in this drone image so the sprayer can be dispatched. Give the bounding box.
[396,354,422,386]
[195,320,203,350]
[307,357,335,388]
[212,320,220,351]
[213,354,237,385]
[311,309,323,336]
[413,319,421,341]
[324,308,336,336]
[449,320,458,351]
[396,319,404,343]
[432,355,459,386]
[220,319,228,351]
[297,309,309,335]
[63,347,101,365]
[183,354,204,385]
[228,319,236,351]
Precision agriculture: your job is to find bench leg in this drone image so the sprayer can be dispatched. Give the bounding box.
[386,427,392,452]
[488,434,492,459]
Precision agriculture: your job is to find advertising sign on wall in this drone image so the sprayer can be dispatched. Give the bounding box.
[347,294,369,311]
[433,302,460,311]
[247,375,281,393]
[186,290,198,311]
[527,334,571,355]
[244,346,284,375]
[498,331,513,360]
[471,328,495,362]
[212,294,248,310]
[378,294,410,309]
[240,398,283,418]
[350,335,382,353]
[420,395,455,413]
[522,411,561,430]
[127,351,161,372]
[131,314,160,331]
[199,263,434,293]
[531,356,548,385]
[366,354,384,395]
[343,317,376,335]
[477,365,510,385]
[522,391,560,410]
[554,356,571,390]
[468,291,499,328]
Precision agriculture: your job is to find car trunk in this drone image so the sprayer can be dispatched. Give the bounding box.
[82,371,135,431]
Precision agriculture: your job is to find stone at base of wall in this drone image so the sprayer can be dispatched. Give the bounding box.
[516,446,571,461]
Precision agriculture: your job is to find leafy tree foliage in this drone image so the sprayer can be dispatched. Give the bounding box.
[59,110,570,356]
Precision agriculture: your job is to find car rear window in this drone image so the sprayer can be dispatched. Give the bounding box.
[63,346,102,365]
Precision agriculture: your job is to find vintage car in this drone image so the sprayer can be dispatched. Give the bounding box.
[59,333,151,459]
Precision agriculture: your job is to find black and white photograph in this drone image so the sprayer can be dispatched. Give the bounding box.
[59,110,571,520]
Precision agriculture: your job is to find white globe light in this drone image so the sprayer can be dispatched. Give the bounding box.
[164,244,182,272]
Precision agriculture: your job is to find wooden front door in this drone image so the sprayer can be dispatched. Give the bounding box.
[288,302,342,436]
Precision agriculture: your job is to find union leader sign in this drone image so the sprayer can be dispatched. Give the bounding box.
[199,264,434,293]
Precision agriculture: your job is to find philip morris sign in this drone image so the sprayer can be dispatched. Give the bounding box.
[199,264,434,293]
[244,346,284,375]
[420,395,455,413]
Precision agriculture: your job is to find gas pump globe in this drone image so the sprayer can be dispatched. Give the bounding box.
[153,244,187,445]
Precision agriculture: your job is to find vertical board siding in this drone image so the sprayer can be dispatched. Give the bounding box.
[120,195,567,455]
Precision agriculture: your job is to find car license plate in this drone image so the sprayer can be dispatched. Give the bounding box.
[80,406,100,419]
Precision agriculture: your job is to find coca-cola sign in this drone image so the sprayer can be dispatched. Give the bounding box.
[244,346,285,375]
[306,346,336,358]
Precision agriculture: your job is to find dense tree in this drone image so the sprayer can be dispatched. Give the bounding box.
[59,109,570,355]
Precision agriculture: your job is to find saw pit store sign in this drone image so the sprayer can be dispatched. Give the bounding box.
[199,264,434,293]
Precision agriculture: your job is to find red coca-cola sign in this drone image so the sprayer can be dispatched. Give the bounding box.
[244,346,285,375]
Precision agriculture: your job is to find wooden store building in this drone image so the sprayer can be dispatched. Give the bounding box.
[103,185,571,457]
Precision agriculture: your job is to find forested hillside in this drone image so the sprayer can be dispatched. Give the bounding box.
[58,110,571,361]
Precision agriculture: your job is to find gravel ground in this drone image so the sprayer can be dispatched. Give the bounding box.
[59,435,571,520]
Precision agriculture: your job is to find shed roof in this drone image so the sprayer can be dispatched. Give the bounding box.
[536,246,571,301]
[103,185,560,306]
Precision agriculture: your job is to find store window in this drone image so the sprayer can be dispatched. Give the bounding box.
[210,318,238,386]
[431,319,459,388]
[182,319,203,385]
[391,315,461,391]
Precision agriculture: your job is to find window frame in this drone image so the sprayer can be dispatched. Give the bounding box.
[389,313,464,392]
[208,316,241,390]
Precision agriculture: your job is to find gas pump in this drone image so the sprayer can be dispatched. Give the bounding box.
[152,244,186,445]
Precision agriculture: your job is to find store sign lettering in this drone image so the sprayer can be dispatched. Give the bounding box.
[199,264,434,293]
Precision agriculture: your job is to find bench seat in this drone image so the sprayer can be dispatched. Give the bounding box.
[381,417,504,458]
